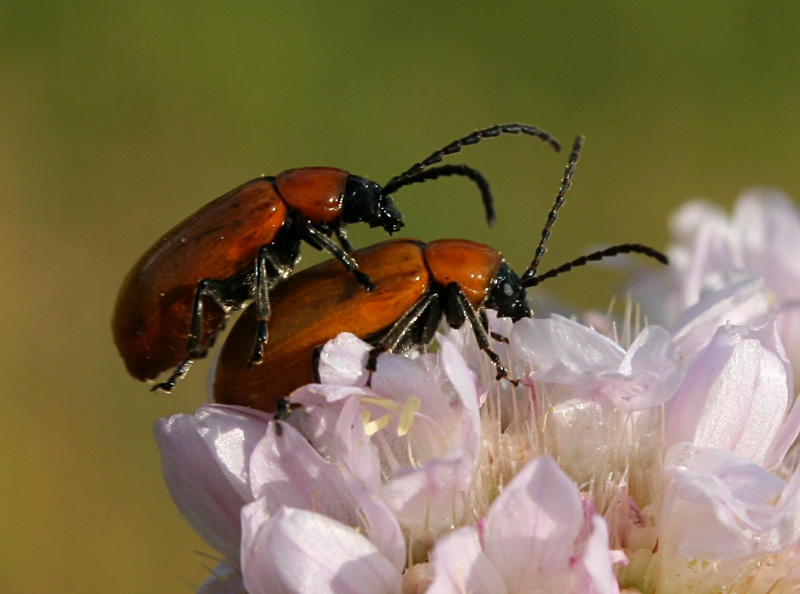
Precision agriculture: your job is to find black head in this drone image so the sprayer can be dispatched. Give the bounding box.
[342,175,403,233]
[485,262,531,322]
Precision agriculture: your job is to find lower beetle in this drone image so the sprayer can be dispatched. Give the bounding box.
[112,124,561,391]
[213,137,668,412]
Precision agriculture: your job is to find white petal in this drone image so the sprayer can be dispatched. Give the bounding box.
[427,526,507,594]
[511,315,624,384]
[734,189,800,294]
[248,421,361,528]
[482,456,582,592]
[242,507,401,594]
[384,449,475,537]
[571,516,622,594]
[666,324,791,466]
[154,405,270,560]
[662,443,786,561]
[316,332,373,386]
[671,278,770,359]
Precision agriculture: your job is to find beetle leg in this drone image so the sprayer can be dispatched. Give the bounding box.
[449,285,516,384]
[480,309,510,344]
[298,222,376,291]
[274,397,292,421]
[152,276,236,392]
[152,359,193,393]
[248,245,274,368]
[366,292,439,386]
[334,227,354,253]
[248,242,308,367]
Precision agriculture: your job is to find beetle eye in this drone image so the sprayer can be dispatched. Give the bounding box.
[502,282,514,298]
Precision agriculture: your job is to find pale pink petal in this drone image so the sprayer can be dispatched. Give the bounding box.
[591,325,680,411]
[671,278,770,359]
[766,467,800,552]
[662,443,786,561]
[316,332,373,386]
[247,418,406,570]
[305,333,483,472]
[438,336,482,457]
[777,303,800,380]
[482,456,582,591]
[241,507,402,594]
[427,526,507,594]
[299,393,384,492]
[733,190,800,295]
[347,483,406,573]
[571,515,622,594]
[665,323,791,466]
[384,449,475,537]
[154,405,271,560]
[248,421,361,527]
[511,316,625,384]
[671,200,742,304]
[513,316,680,411]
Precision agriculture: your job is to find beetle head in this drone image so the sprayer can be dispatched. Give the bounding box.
[485,263,531,322]
[342,175,404,233]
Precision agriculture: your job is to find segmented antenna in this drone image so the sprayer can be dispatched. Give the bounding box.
[381,164,497,225]
[520,135,584,284]
[383,123,561,196]
[521,244,668,288]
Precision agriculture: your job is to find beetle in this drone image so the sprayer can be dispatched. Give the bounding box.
[112,123,561,392]
[212,136,669,413]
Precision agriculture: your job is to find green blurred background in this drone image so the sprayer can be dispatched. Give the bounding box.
[3,2,800,592]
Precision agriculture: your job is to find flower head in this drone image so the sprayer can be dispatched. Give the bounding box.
[155,190,800,593]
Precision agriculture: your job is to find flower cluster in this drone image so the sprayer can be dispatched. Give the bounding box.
[156,190,800,593]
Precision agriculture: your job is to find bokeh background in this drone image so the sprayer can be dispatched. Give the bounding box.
[3,2,800,592]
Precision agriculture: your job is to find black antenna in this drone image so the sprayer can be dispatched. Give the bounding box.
[522,244,668,288]
[520,135,584,285]
[383,123,561,197]
[381,164,497,225]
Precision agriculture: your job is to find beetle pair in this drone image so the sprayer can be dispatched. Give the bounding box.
[213,137,667,413]
[112,124,561,391]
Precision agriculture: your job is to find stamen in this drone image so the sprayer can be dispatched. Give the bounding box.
[397,396,421,437]
[363,411,392,436]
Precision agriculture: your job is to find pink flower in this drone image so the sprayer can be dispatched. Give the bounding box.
[630,189,800,373]
[154,192,800,592]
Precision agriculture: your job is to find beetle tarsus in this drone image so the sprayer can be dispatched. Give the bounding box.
[354,270,376,292]
[152,359,193,393]
[248,322,269,369]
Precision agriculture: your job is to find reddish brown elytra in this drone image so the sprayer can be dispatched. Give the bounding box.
[212,137,668,413]
[112,124,562,392]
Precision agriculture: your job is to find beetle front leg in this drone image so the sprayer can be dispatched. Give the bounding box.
[334,227,354,253]
[449,285,516,384]
[299,222,375,291]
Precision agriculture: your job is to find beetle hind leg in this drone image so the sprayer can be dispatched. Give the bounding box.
[152,359,193,393]
[366,293,439,386]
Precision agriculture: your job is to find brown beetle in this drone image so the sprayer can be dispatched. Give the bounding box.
[112,124,561,391]
[213,137,668,412]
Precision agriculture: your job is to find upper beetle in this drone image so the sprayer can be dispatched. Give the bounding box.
[112,124,561,391]
[212,136,669,413]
